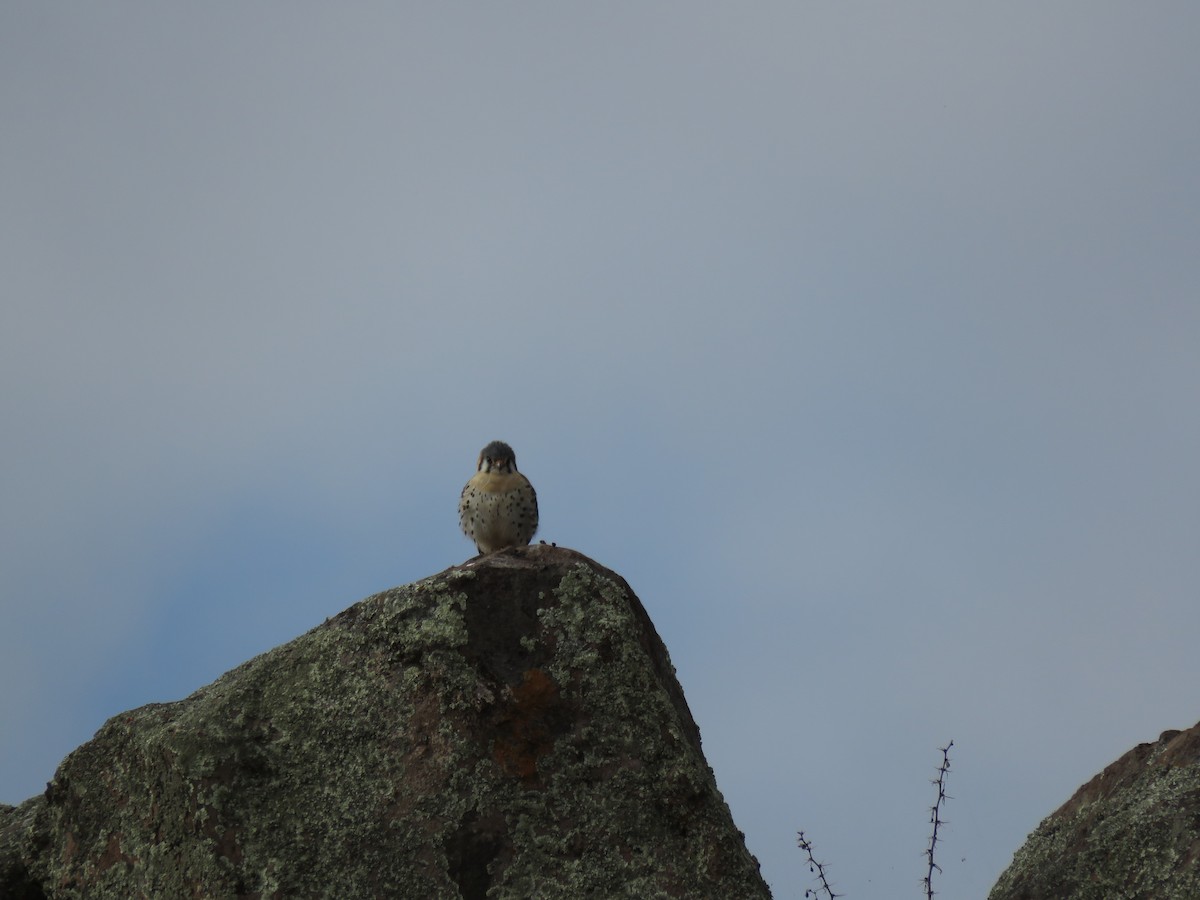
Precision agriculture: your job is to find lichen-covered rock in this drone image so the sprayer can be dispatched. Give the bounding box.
[1,798,44,898]
[0,545,769,899]
[989,723,1200,900]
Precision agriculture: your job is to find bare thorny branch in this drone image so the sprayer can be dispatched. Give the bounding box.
[798,739,954,899]
[796,830,840,899]
[922,740,954,900]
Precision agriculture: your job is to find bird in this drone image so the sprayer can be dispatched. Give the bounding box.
[459,440,539,555]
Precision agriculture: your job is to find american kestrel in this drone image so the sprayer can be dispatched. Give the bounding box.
[459,440,539,555]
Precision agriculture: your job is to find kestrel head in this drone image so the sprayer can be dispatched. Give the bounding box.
[477,440,519,474]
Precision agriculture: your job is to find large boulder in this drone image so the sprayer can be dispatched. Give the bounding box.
[990,722,1200,899]
[1,545,768,899]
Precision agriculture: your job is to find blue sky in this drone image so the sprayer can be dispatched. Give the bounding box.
[3,5,1199,897]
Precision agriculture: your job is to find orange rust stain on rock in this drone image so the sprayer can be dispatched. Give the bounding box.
[492,668,566,785]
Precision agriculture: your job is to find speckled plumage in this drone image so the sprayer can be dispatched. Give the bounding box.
[459,440,538,554]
